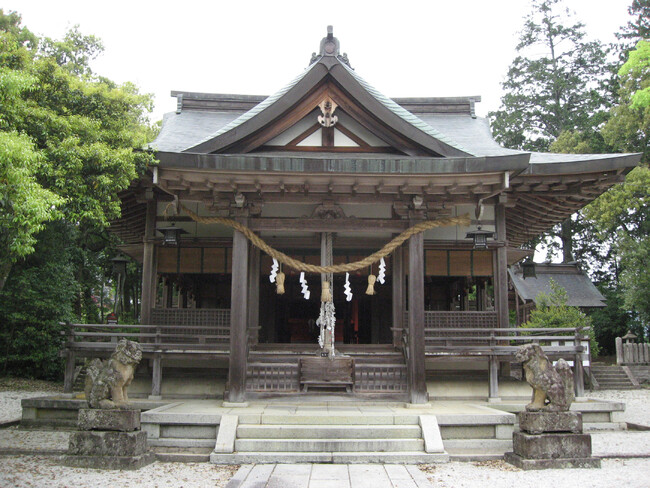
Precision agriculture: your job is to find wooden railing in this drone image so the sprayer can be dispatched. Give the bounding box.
[424,326,589,356]
[422,325,590,398]
[60,318,231,396]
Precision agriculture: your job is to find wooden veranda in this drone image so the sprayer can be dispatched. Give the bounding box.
[61,309,588,400]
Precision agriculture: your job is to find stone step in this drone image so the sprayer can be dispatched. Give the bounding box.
[152,447,212,463]
[443,439,513,455]
[235,438,424,452]
[258,414,418,425]
[237,424,421,439]
[147,437,215,448]
[210,451,449,464]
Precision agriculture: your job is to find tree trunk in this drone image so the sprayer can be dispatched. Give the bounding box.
[0,262,12,292]
[561,218,574,263]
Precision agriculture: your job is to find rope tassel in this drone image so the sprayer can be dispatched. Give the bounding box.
[321,281,332,302]
[366,274,376,295]
[275,271,285,295]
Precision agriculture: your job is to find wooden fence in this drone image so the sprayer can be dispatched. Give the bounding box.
[60,309,231,396]
[616,337,650,365]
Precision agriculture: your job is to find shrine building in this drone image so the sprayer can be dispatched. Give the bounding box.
[107,27,640,404]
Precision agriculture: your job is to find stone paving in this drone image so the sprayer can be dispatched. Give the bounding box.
[226,463,433,488]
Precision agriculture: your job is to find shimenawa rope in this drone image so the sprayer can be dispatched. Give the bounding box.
[177,203,469,274]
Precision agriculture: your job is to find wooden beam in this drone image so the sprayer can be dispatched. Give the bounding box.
[286,123,320,147]
[408,231,428,404]
[227,224,249,403]
[249,218,409,233]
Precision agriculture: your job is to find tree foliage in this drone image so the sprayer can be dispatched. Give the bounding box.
[522,279,600,357]
[489,0,612,152]
[0,10,156,379]
[0,222,75,379]
[615,0,650,56]
[0,131,62,290]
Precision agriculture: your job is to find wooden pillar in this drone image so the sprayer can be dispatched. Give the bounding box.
[489,201,508,400]
[574,331,585,397]
[150,327,162,399]
[227,227,249,403]
[247,244,260,345]
[408,232,427,404]
[392,246,404,348]
[140,200,157,325]
[495,202,509,329]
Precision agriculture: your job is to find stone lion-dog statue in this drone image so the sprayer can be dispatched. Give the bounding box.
[515,343,575,412]
[84,339,142,409]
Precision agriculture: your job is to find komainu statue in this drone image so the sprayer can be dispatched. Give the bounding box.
[84,339,142,409]
[515,343,575,412]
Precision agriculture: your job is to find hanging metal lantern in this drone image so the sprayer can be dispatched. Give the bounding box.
[156,224,188,246]
[111,255,129,278]
[465,226,494,250]
[521,259,537,279]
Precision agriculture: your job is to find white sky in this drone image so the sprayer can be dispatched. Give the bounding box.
[4,0,633,123]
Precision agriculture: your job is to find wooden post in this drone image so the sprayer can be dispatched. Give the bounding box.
[63,324,75,394]
[392,246,404,348]
[495,203,508,329]
[150,327,162,399]
[488,331,499,399]
[574,329,585,397]
[227,227,249,403]
[247,244,260,345]
[140,200,157,325]
[408,232,427,404]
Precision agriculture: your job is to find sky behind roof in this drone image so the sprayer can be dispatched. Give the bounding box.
[4,0,633,123]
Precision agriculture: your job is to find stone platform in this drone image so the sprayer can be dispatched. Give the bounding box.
[63,408,154,470]
[505,411,601,470]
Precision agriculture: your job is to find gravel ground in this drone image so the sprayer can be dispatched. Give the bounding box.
[420,458,650,488]
[0,456,238,488]
[0,386,648,487]
[0,391,60,423]
[585,389,650,426]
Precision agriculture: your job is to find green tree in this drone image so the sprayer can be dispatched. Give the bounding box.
[0,131,62,290]
[615,0,650,56]
[0,222,75,379]
[0,10,156,378]
[489,0,612,152]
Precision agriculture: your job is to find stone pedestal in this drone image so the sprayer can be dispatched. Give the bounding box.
[505,411,600,470]
[63,408,154,470]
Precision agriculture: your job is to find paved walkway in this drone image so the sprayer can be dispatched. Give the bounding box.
[226,463,433,488]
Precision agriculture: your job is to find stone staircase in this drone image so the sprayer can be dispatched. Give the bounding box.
[590,363,637,390]
[210,413,448,464]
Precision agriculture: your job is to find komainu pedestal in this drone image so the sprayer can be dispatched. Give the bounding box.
[505,411,600,469]
[505,345,600,469]
[64,408,154,470]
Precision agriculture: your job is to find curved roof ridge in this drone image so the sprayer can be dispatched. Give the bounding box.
[187,61,319,150]
[338,62,475,156]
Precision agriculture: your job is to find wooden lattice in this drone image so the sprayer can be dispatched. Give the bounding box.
[150,308,230,343]
[355,364,407,392]
[246,362,299,392]
[423,311,497,346]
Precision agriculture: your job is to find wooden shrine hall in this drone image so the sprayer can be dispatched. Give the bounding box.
[98,27,640,404]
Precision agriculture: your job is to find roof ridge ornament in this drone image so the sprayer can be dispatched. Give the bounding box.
[310,26,352,68]
[320,26,339,57]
